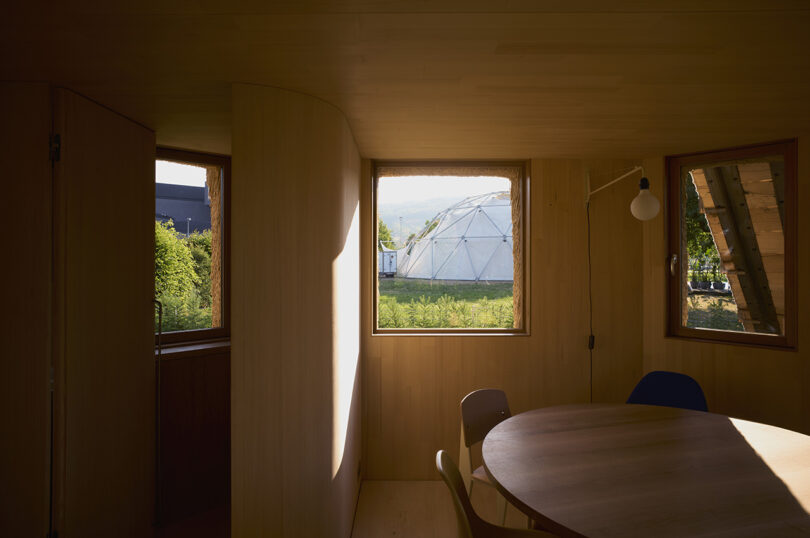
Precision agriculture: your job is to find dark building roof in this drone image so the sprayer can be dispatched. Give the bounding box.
[155,183,211,234]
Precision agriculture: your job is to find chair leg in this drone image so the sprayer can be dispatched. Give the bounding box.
[496,490,507,525]
[458,419,473,494]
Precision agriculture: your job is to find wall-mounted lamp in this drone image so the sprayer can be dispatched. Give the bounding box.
[583,165,659,403]
[630,177,660,221]
[585,166,660,221]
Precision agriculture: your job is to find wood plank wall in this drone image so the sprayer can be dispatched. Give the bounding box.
[159,349,230,526]
[0,82,52,538]
[587,160,645,403]
[231,84,362,537]
[361,158,642,480]
[52,88,156,537]
[2,83,157,537]
[641,138,810,434]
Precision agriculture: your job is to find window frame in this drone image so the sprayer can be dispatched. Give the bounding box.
[666,140,797,350]
[371,160,530,336]
[155,146,231,345]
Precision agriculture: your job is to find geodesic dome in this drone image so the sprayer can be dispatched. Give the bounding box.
[396,191,513,281]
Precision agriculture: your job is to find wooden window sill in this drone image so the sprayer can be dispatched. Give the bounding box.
[155,339,230,360]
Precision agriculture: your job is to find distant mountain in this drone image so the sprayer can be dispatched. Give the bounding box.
[378,195,466,246]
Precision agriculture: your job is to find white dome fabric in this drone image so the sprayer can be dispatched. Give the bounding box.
[396,191,514,281]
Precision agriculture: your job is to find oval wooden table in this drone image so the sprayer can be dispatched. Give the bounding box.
[482,404,810,537]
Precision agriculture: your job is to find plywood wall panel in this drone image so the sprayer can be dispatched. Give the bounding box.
[52,87,156,537]
[362,158,643,479]
[5,4,809,159]
[231,84,361,537]
[640,137,809,434]
[0,82,52,538]
[587,160,645,403]
[159,350,230,525]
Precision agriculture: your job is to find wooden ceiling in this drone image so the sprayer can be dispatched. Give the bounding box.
[3,1,809,158]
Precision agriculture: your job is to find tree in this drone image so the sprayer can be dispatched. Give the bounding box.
[186,229,213,308]
[418,218,438,239]
[684,176,716,267]
[155,220,199,297]
[378,217,394,250]
[154,221,218,332]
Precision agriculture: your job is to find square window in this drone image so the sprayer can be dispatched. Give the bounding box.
[666,140,797,349]
[373,162,528,334]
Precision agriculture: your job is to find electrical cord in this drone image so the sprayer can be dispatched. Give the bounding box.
[586,201,594,404]
[584,164,643,404]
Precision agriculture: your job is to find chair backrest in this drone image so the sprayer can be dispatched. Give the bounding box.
[461,389,511,447]
[436,450,482,538]
[627,370,708,412]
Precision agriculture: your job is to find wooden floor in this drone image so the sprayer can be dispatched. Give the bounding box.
[151,480,525,536]
[351,480,532,537]
[155,504,229,538]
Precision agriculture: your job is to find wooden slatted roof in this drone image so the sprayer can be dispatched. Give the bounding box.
[689,161,785,334]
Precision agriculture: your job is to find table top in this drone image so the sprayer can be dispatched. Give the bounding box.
[482,404,810,537]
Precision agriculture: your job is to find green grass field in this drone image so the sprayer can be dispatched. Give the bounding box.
[686,294,744,332]
[377,278,514,328]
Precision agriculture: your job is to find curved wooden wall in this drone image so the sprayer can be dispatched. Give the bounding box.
[231,84,361,537]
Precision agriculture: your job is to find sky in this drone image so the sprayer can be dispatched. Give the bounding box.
[156,160,206,186]
[156,165,512,198]
[377,175,510,205]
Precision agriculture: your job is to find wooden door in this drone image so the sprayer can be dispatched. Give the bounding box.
[0,82,53,538]
[52,88,156,537]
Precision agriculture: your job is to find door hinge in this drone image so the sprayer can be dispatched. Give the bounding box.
[49,134,61,162]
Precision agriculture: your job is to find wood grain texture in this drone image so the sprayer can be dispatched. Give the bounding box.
[641,136,810,436]
[483,404,810,538]
[231,84,361,537]
[351,481,457,538]
[158,349,230,526]
[351,480,537,537]
[51,88,156,537]
[586,160,644,403]
[362,158,644,479]
[2,4,809,157]
[0,82,52,538]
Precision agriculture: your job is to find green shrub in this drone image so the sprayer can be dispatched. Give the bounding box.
[378,284,514,329]
[154,220,213,332]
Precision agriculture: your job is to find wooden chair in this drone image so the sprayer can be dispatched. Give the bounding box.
[627,370,708,412]
[459,389,512,524]
[436,450,554,538]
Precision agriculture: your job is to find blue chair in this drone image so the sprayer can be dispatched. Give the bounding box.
[627,371,708,412]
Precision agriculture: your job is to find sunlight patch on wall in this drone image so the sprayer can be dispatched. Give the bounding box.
[332,204,360,478]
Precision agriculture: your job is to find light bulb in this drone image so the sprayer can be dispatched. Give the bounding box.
[630,177,660,221]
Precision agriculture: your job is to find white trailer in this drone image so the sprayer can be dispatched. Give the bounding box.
[378,250,397,278]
